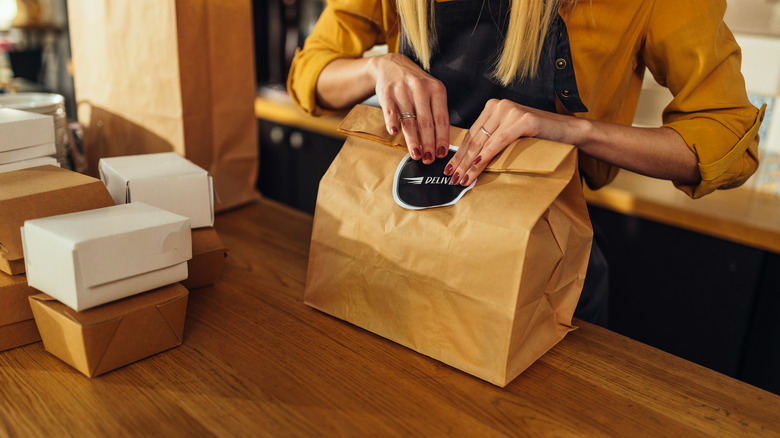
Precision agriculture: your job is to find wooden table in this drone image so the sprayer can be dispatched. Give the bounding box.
[2,199,779,437]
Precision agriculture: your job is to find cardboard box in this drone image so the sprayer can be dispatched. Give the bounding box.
[29,283,188,378]
[99,152,215,228]
[0,272,41,351]
[0,165,115,275]
[182,227,226,290]
[22,202,192,311]
[0,108,54,152]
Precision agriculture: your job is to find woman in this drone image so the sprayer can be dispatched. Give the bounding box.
[287,0,763,325]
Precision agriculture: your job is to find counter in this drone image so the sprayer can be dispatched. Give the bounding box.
[255,96,780,394]
[1,199,779,436]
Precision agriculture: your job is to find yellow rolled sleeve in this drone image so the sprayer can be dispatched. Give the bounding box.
[287,0,400,116]
[644,0,761,198]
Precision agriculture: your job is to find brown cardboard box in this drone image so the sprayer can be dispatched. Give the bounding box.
[29,283,188,378]
[182,227,226,290]
[0,165,115,275]
[0,272,41,351]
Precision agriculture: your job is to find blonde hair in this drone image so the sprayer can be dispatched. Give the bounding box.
[396,0,559,85]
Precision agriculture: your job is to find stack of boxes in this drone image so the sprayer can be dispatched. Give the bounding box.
[24,201,193,378]
[98,152,226,290]
[0,108,58,173]
[0,166,115,352]
[1,152,226,378]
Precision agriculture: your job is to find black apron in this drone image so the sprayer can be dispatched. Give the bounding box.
[400,0,609,327]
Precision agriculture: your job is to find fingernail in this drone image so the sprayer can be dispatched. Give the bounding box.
[473,155,482,165]
[412,148,422,159]
[451,172,460,185]
[437,146,446,157]
[444,164,453,175]
[389,127,398,135]
[461,174,470,186]
[424,152,433,163]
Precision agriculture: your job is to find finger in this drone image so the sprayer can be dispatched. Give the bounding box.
[398,111,422,161]
[378,91,401,137]
[444,110,487,174]
[412,93,436,165]
[431,85,450,159]
[459,124,504,186]
[454,124,492,186]
[446,112,491,184]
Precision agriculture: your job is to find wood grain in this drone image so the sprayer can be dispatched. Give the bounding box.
[584,171,780,254]
[1,199,778,437]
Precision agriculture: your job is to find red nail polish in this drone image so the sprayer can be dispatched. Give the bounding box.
[389,127,398,135]
[437,146,446,157]
[451,172,460,185]
[473,155,482,165]
[424,152,433,162]
[444,164,453,175]
[412,148,422,159]
[461,174,470,186]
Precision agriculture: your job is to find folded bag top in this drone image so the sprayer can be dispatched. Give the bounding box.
[336,104,573,175]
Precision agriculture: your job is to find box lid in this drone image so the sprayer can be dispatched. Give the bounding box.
[23,202,192,288]
[99,153,214,227]
[100,152,207,182]
[0,108,55,152]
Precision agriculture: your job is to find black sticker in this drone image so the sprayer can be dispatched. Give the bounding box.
[393,147,476,210]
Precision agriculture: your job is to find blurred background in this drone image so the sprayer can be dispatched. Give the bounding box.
[0,0,73,115]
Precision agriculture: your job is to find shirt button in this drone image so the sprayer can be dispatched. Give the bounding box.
[561,89,571,97]
[555,58,567,69]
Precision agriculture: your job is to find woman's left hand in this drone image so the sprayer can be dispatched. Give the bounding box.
[444,99,582,186]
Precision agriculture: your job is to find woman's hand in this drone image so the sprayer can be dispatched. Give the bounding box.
[367,53,451,164]
[444,99,580,185]
[443,98,700,187]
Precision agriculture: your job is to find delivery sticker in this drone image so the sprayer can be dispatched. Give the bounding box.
[393,146,477,210]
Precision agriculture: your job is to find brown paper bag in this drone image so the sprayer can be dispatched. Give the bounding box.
[304,105,593,386]
[67,0,259,211]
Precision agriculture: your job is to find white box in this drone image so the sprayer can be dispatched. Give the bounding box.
[99,152,214,228]
[0,157,59,174]
[0,143,56,165]
[0,108,55,152]
[21,202,192,311]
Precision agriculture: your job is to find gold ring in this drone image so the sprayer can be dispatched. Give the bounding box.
[480,126,492,137]
[399,112,416,120]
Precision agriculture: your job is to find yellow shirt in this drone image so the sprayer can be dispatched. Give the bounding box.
[288,0,763,198]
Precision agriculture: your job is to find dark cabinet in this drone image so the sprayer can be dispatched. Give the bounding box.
[741,252,780,394]
[257,119,343,214]
[589,205,779,394]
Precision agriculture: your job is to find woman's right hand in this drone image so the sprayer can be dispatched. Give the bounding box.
[367,53,450,164]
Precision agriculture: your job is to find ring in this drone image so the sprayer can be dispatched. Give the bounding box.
[480,126,492,137]
[399,112,416,120]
